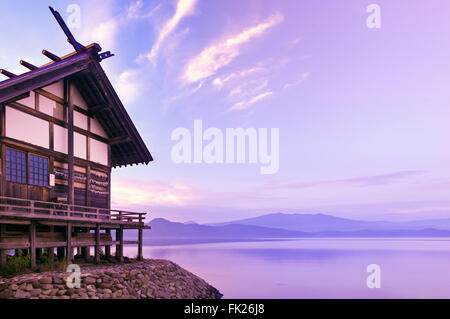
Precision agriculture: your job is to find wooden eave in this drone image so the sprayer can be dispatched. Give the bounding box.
[0,48,153,168]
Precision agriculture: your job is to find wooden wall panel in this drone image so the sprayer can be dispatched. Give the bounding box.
[89,169,109,209]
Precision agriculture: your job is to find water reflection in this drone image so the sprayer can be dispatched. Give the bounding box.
[124,238,450,298]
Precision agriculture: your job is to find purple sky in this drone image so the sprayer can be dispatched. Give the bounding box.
[2,0,450,223]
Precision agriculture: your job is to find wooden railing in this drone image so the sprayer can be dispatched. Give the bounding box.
[0,196,146,224]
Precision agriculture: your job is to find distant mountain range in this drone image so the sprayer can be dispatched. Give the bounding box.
[208,213,450,232]
[128,213,450,245]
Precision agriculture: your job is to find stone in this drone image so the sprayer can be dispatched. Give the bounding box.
[56,290,67,296]
[0,260,222,300]
[41,284,53,290]
[0,289,14,299]
[18,283,27,290]
[15,290,31,299]
[30,289,42,297]
[86,285,96,292]
[9,284,18,291]
[84,277,96,285]
[49,289,59,296]
[100,283,112,289]
[39,277,53,284]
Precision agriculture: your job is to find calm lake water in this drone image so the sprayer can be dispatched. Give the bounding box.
[124,238,450,298]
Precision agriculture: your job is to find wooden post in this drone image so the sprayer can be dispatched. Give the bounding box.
[65,79,74,207]
[116,227,123,262]
[67,222,73,262]
[86,165,91,206]
[48,247,54,263]
[95,224,100,263]
[105,229,111,259]
[57,247,65,260]
[36,248,42,261]
[30,222,36,268]
[82,246,89,261]
[48,226,54,264]
[0,225,6,265]
[138,227,143,261]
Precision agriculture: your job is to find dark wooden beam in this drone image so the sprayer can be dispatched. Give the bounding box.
[20,60,38,71]
[65,78,75,205]
[48,247,54,263]
[49,6,86,54]
[42,49,61,62]
[0,53,91,104]
[109,136,131,145]
[117,227,124,262]
[0,69,17,78]
[138,226,143,261]
[30,222,36,268]
[105,229,111,259]
[88,103,109,114]
[95,224,100,263]
[67,222,73,262]
[0,225,6,266]
[3,92,30,105]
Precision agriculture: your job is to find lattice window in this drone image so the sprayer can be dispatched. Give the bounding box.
[5,148,27,184]
[28,154,48,186]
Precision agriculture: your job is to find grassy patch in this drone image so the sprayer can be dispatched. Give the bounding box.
[0,251,31,276]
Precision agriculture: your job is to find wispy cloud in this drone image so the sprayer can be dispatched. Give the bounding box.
[113,69,144,105]
[139,0,197,64]
[78,0,160,51]
[229,91,273,111]
[78,0,119,50]
[127,0,162,19]
[229,78,268,98]
[283,72,310,89]
[262,171,426,190]
[212,66,265,90]
[182,12,284,84]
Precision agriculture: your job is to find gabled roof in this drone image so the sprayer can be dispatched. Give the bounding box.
[0,44,153,168]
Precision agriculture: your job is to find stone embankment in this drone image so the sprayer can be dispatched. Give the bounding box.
[0,259,222,299]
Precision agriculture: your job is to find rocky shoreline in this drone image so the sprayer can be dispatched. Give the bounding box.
[0,259,222,299]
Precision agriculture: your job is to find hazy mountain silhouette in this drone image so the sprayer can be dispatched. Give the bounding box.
[128,214,450,245]
[145,218,311,238]
[208,213,450,232]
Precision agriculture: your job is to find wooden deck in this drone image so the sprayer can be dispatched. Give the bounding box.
[0,196,149,267]
[0,196,146,226]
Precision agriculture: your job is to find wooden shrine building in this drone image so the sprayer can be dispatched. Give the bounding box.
[0,7,152,267]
